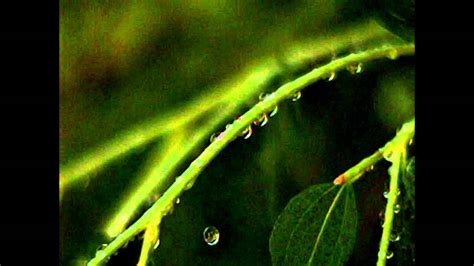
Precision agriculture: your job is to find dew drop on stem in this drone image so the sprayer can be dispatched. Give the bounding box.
[241,125,253,139]
[153,239,160,250]
[346,63,363,74]
[203,226,220,246]
[386,250,394,259]
[390,232,401,242]
[327,71,336,81]
[253,113,268,127]
[290,91,302,102]
[269,105,278,117]
[394,204,401,214]
[209,133,218,143]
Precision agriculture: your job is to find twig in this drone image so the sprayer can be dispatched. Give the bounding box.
[333,118,415,185]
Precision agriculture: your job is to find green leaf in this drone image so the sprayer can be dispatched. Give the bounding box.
[269,183,358,266]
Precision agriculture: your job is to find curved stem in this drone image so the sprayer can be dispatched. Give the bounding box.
[60,21,403,193]
[86,43,414,266]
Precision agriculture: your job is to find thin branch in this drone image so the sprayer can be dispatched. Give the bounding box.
[333,118,415,185]
[60,21,403,193]
[86,43,414,266]
[377,141,409,266]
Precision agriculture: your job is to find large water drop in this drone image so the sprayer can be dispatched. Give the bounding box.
[203,226,220,246]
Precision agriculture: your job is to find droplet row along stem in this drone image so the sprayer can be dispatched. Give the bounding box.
[86,44,415,266]
[377,135,411,266]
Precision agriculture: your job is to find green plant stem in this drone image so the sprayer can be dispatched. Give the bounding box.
[377,145,408,266]
[86,43,414,266]
[377,132,411,266]
[137,222,161,266]
[105,105,242,238]
[333,118,415,185]
[60,21,403,193]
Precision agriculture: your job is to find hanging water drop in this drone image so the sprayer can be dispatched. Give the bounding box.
[390,232,401,242]
[253,113,268,127]
[355,63,363,73]
[327,71,336,81]
[406,157,415,177]
[96,243,107,253]
[347,63,363,75]
[153,239,160,250]
[394,204,401,214]
[176,197,180,204]
[209,133,218,143]
[366,165,374,172]
[386,250,394,259]
[269,105,278,117]
[409,138,414,146]
[258,92,268,101]
[203,226,220,246]
[241,125,253,139]
[290,91,302,102]
[383,190,389,199]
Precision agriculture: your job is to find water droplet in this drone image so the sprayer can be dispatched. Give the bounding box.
[253,113,268,127]
[269,105,278,117]
[356,63,363,73]
[241,125,253,139]
[96,243,108,252]
[209,133,218,143]
[383,190,389,199]
[386,250,394,259]
[394,204,401,214]
[225,123,233,130]
[327,71,336,81]
[290,91,302,102]
[408,138,414,146]
[346,63,363,75]
[406,157,415,177]
[390,232,401,242]
[175,197,180,204]
[203,226,220,246]
[366,165,374,172]
[153,239,160,250]
[258,92,268,101]
[210,132,225,143]
[387,49,399,60]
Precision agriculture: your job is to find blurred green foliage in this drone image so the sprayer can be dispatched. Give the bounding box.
[60,1,414,265]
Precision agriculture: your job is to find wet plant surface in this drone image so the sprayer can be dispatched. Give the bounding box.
[60,2,415,265]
